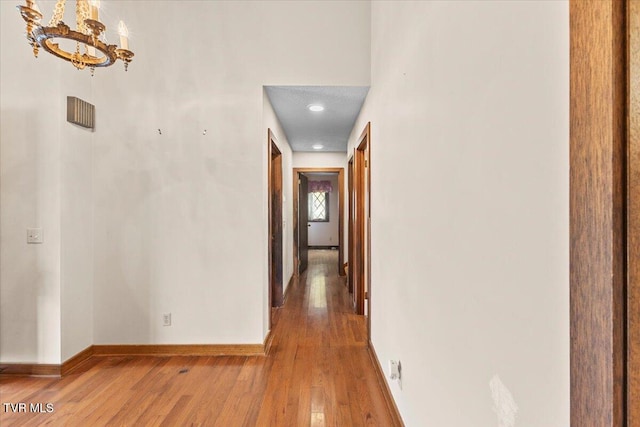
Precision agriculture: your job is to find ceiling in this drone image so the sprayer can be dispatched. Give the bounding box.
[265,86,369,152]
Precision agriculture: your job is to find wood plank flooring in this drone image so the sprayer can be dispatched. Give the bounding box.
[0,250,396,426]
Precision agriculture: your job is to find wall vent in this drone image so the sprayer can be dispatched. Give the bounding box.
[66,96,95,129]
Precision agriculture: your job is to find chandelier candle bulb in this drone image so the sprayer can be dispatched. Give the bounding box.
[118,21,129,50]
[89,0,100,21]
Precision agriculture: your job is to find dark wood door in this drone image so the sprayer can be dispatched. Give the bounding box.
[268,133,283,309]
[271,152,283,306]
[299,174,309,274]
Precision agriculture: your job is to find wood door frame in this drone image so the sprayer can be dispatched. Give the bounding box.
[348,156,354,294]
[569,1,637,425]
[293,167,345,277]
[352,123,371,344]
[268,129,283,325]
[627,1,639,424]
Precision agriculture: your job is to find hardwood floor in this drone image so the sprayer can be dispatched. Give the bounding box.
[0,250,396,426]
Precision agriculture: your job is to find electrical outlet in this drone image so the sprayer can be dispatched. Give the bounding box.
[162,313,171,326]
[389,360,402,389]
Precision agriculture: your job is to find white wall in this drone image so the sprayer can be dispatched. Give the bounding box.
[89,1,370,345]
[292,152,348,169]
[0,0,369,361]
[348,1,570,426]
[306,173,339,246]
[60,75,94,362]
[1,1,95,364]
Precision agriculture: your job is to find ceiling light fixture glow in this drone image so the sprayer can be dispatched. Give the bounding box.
[308,104,324,112]
[312,144,324,150]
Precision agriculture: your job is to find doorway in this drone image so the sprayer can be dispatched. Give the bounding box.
[293,167,345,278]
[348,156,354,295]
[268,130,283,324]
[350,123,371,337]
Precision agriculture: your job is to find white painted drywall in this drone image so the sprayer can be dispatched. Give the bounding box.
[88,1,370,345]
[292,152,349,170]
[60,72,94,363]
[347,1,570,425]
[1,1,95,364]
[0,0,369,360]
[0,1,63,364]
[306,173,339,246]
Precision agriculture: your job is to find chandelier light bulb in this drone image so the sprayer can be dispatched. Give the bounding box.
[89,0,100,20]
[118,20,129,50]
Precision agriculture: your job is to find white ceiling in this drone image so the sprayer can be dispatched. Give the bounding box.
[265,86,369,152]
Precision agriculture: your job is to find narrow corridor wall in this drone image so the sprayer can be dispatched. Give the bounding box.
[348,1,570,425]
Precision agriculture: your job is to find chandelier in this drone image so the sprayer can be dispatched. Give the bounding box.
[17,0,134,74]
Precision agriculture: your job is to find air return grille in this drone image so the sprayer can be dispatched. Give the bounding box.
[66,96,95,129]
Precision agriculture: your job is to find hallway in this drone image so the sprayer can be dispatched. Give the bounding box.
[0,250,397,426]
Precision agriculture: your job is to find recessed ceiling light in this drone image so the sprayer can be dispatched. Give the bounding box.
[312,144,324,150]
[308,104,324,112]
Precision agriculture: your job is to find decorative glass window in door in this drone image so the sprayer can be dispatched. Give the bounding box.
[309,191,329,222]
[308,180,332,222]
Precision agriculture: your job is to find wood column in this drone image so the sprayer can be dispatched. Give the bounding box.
[628,1,640,425]
[570,1,627,426]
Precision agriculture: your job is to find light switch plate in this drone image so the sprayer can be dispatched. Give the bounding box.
[27,228,43,244]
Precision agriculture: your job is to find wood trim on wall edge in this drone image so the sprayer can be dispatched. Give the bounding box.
[0,345,95,377]
[0,363,61,377]
[263,330,275,356]
[367,340,404,427]
[92,344,266,357]
[61,345,95,376]
[283,274,294,304]
[0,342,271,377]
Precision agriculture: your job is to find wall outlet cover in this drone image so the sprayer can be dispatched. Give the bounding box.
[389,360,400,380]
[162,313,172,326]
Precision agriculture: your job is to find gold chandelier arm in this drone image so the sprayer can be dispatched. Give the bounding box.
[49,0,66,27]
